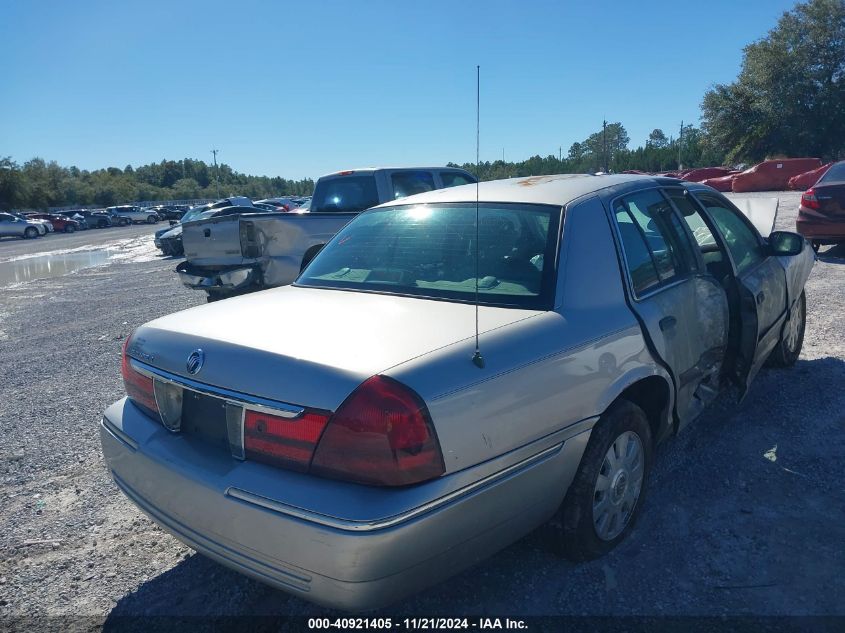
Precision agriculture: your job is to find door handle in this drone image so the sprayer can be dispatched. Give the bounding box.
[756,291,765,306]
[659,316,677,332]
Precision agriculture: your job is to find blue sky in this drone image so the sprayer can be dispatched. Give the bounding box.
[1,0,796,180]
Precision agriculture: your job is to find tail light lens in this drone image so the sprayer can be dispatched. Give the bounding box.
[244,409,329,472]
[802,188,820,210]
[121,338,159,416]
[310,376,445,486]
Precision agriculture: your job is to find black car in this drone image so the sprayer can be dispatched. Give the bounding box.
[56,210,112,229]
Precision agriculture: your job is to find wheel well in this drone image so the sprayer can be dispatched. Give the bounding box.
[616,376,671,444]
[300,244,325,271]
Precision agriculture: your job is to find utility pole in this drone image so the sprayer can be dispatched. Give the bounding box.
[602,119,608,173]
[211,149,221,199]
[502,147,505,163]
[678,121,683,171]
[559,146,562,162]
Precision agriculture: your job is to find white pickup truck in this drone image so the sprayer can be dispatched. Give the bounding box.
[106,205,161,225]
[177,167,476,301]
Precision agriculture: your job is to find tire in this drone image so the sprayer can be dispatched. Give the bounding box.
[768,291,806,367]
[65,224,75,233]
[556,399,653,561]
[24,227,38,239]
[147,215,158,224]
[98,220,108,229]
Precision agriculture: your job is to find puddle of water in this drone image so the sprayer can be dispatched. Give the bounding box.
[0,250,113,286]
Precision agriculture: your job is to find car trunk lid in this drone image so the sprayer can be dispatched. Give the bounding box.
[813,182,845,216]
[128,285,542,412]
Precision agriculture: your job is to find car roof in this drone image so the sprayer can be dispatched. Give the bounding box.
[318,166,472,179]
[376,173,680,208]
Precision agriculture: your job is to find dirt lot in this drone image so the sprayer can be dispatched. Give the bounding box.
[0,192,843,622]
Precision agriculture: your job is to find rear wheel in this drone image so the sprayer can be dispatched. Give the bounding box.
[769,291,806,367]
[147,215,158,224]
[65,224,75,233]
[98,219,108,229]
[24,227,38,239]
[556,399,653,561]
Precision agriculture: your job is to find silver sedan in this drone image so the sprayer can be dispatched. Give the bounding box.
[0,212,45,238]
[101,174,813,610]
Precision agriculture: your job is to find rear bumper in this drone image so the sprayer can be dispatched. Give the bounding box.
[797,209,845,241]
[100,398,591,611]
[176,261,259,292]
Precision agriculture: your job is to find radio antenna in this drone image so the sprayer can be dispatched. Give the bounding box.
[472,64,485,369]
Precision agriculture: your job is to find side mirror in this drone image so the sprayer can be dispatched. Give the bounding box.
[769,231,804,256]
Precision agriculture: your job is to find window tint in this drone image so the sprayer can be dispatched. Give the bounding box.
[311,175,380,213]
[441,172,476,188]
[613,189,694,296]
[298,202,560,309]
[613,203,661,295]
[818,161,845,183]
[391,171,436,199]
[697,195,764,274]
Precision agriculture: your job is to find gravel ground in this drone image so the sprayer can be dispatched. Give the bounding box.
[0,192,843,623]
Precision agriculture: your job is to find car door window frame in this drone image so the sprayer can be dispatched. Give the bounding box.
[660,187,730,276]
[608,186,701,301]
[689,190,769,277]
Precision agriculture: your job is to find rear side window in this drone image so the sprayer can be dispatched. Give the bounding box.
[391,171,436,199]
[613,189,694,296]
[441,172,476,188]
[311,175,380,213]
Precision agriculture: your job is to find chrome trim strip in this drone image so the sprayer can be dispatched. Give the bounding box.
[226,442,564,532]
[101,417,138,451]
[130,359,304,419]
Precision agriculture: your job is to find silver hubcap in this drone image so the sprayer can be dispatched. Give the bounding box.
[593,430,644,541]
[785,300,804,353]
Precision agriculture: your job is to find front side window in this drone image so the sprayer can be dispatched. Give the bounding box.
[298,202,561,309]
[696,194,764,275]
[612,189,693,296]
[391,171,436,199]
[311,175,380,213]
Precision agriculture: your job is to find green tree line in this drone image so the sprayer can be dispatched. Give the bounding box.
[0,157,314,210]
[449,121,723,181]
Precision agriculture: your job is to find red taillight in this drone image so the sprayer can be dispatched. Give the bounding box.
[121,338,158,415]
[802,188,820,210]
[310,376,445,486]
[244,409,329,472]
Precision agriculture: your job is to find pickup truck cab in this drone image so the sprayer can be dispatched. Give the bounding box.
[177,167,476,301]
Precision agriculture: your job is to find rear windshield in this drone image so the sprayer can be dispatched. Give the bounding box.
[819,162,845,183]
[311,175,379,213]
[297,202,561,309]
